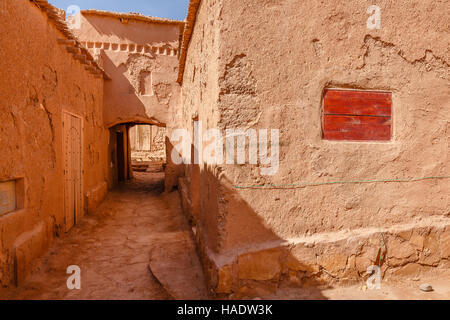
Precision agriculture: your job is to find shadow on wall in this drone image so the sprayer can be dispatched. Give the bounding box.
[102,54,165,127]
[164,136,185,192]
[165,140,332,299]
[169,141,450,299]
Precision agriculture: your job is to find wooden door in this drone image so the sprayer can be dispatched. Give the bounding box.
[63,112,83,232]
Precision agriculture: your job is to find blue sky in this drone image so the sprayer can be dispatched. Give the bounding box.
[48,0,190,20]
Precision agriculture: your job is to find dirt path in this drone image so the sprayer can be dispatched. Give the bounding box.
[0,171,208,300]
[1,169,447,300]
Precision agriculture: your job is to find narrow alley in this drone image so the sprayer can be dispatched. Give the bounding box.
[0,167,208,300]
[1,0,449,304]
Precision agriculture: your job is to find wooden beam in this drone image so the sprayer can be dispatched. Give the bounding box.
[85,66,98,73]
[66,46,81,54]
[57,38,76,46]
[73,54,86,61]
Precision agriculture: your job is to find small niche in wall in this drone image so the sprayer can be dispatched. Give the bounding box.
[0,178,24,216]
[139,71,153,96]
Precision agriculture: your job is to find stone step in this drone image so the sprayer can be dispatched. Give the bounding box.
[148,231,210,300]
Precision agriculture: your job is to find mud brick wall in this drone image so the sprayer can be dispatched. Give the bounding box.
[0,0,109,286]
[175,0,450,295]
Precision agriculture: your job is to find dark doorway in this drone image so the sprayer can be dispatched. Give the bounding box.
[110,122,166,190]
[116,131,125,182]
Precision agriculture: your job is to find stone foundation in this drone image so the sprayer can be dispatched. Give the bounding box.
[85,181,108,214]
[13,222,51,286]
[189,216,450,298]
[173,0,450,300]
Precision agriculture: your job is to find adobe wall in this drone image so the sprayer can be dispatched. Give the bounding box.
[176,0,224,248]
[178,0,450,296]
[73,13,183,128]
[0,0,109,286]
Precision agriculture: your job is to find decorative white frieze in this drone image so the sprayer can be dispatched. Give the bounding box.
[80,41,178,56]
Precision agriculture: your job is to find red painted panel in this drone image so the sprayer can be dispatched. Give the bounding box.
[324,89,392,116]
[323,115,391,141]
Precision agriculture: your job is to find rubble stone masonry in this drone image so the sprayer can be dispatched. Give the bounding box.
[174,0,450,296]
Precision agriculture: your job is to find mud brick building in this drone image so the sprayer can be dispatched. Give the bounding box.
[0,0,449,297]
[173,0,449,295]
[0,0,182,286]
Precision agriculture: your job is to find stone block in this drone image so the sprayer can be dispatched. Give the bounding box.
[13,222,47,285]
[318,247,348,274]
[354,241,384,274]
[439,229,450,259]
[355,256,373,274]
[238,249,281,281]
[216,264,233,293]
[286,244,318,273]
[410,232,424,250]
[85,181,108,214]
[419,233,440,266]
[387,238,418,267]
[391,263,432,278]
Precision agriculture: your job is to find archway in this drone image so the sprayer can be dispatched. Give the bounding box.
[108,121,167,189]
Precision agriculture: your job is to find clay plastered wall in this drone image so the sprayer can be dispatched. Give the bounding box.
[0,0,108,286]
[183,0,449,256]
[74,14,182,127]
[178,0,225,252]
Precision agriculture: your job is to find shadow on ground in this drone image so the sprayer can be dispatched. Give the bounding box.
[0,168,208,300]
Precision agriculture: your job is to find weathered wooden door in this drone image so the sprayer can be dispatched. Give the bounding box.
[63,112,83,232]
